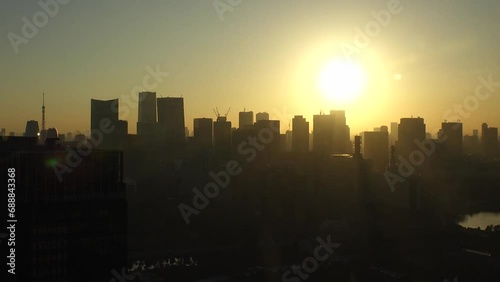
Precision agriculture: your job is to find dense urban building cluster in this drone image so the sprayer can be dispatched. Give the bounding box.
[1,92,500,281]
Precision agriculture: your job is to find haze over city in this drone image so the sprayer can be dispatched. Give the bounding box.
[2,0,500,136]
[2,1,500,282]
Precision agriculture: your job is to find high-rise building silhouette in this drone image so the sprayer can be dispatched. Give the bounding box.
[313,114,334,154]
[292,115,309,153]
[481,123,499,158]
[441,122,463,157]
[0,128,5,137]
[239,110,254,129]
[256,112,270,121]
[214,116,232,158]
[390,122,398,146]
[330,110,351,154]
[137,92,158,135]
[398,117,426,159]
[25,120,40,137]
[194,118,213,151]
[464,132,480,155]
[91,99,120,148]
[157,97,185,144]
[0,138,127,282]
[363,131,389,172]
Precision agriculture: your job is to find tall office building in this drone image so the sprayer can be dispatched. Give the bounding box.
[25,120,40,137]
[313,114,334,154]
[390,122,398,146]
[363,131,389,172]
[157,97,185,144]
[330,110,351,154]
[481,123,499,158]
[137,92,158,135]
[398,117,426,159]
[91,99,120,148]
[239,110,254,129]
[292,115,309,153]
[441,122,463,157]
[464,133,480,155]
[194,118,213,150]
[256,112,270,121]
[0,128,5,137]
[214,116,232,158]
[0,138,127,282]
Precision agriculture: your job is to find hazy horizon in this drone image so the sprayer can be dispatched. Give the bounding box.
[2,0,500,136]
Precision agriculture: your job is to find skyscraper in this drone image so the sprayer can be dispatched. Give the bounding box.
[330,110,351,154]
[214,116,232,158]
[0,139,127,282]
[398,117,426,159]
[390,122,398,146]
[292,115,309,153]
[137,92,158,135]
[313,114,334,154]
[25,120,40,137]
[157,97,185,144]
[441,122,463,157]
[239,110,254,129]
[256,112,270,121]
[481,123,499,158]
[363,131,389,172]
[194,118,213,150]
[90,99,120,148]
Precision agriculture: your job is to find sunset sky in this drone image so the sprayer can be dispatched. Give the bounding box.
[1,0,500,137]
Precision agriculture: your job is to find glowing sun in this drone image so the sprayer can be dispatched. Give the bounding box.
[318,60,366,104]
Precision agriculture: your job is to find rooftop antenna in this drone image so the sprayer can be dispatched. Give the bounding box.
[42,91,46,131]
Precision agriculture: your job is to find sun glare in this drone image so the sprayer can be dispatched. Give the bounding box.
[318,60,366,104]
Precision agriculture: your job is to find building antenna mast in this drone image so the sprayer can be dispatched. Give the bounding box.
[42,91,46,131]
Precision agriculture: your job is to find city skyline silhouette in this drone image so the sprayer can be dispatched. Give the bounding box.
[1,1,500,282]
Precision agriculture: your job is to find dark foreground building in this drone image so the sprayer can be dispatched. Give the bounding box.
[0,137,127,282]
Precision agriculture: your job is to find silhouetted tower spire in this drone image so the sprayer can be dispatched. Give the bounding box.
[42,91,46,131]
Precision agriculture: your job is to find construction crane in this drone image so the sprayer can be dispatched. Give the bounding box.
[213,107,231,121]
